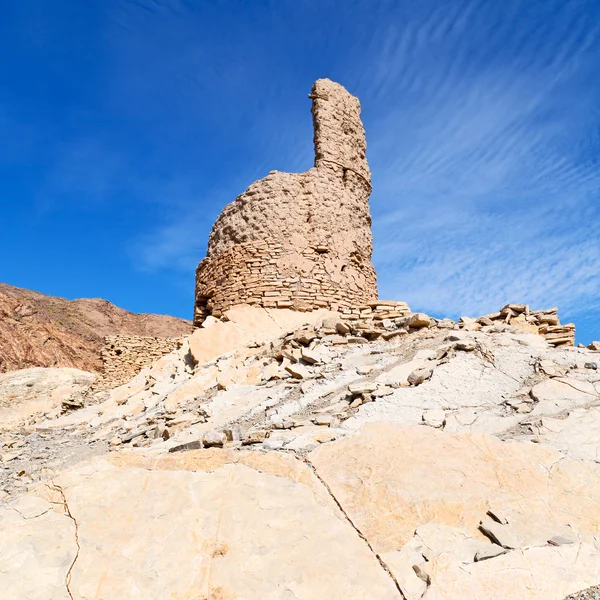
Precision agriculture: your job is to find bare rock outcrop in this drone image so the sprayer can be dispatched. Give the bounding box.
[1,299,600,598]
[194,78,378,325]
[0,283,192,374]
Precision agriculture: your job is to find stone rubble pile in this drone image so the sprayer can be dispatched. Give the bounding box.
[463,303,577,347]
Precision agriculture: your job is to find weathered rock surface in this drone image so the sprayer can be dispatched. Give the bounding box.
[420,544,600,599]
[1,299,599,599]
[309,424,600,552]
[188,303,337,366]
[0,367,95,428]
[1,450,400,600]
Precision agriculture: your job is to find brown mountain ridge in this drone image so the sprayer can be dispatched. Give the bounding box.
[0,282,192,373]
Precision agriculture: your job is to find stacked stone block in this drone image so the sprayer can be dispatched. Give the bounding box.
[480,304,575,347]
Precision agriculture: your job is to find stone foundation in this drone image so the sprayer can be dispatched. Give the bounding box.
[195,236,377,320]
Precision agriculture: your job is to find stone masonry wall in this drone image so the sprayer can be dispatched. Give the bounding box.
[101,335,183,387]
[194,78,377,325]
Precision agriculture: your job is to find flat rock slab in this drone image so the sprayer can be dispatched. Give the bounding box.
[308,423,600,553]
[421,544,600,600]
[531,377,598,415]
[537,407,600,462]
[0,367,95,428]
[0,449,401,600]
[188,305,337,366]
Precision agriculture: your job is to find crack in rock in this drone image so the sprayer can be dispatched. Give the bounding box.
[302,457,408,599]
[48,484,80,600]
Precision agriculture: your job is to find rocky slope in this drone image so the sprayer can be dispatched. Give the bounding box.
[0,283,192,373]
[1,303,599,599]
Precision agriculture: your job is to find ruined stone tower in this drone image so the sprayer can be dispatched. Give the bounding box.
[194,79,378,326]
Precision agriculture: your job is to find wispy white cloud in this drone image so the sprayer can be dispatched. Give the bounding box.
[360,0,600,340]
[118,0,600,339]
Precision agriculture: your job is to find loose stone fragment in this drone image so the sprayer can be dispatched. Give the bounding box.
[224,427,243,442]
[348,382,379,395]
[285,363,311,379]
[548,535,576,546]
[242,430,268,445]
[422,409,446,428]
[300,347,322,365]
[479,518,522,549]
[408,368,433,386]
[474,544,507,562]
[409,313,431,329]
[168,440,203,453]
[202,430,225,448]
[455,340,477,352]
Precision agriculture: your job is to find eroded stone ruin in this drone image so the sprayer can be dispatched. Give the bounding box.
[194,78,378,326]
[100,334,184,388]
[5,73,600,600]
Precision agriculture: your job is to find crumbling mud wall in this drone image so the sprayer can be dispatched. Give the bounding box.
[194,78,378,326]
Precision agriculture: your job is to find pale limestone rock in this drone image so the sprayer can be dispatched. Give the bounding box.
[509,314,539,335]
[536,408,600,462]
[414,349,439,361]
[375,358,430,386]
[301,346,331,364]
[286,362,311,379]
[261,360,287,381]
[202,429,225,447]
[380,545,428,600]
[408,367,433,386]
[1,451,400,600]
[409,313,431,328]
[242,430,267,445]
[163,366,219,411]
[0,495,76,600]
[0,367,94,429]
[531,377,598,415]
[538,358,569,377]
[422,409,446,428]
[474,544,507,561]
[420,544,600,600]
[479,517,522,549]
[348,381,379,395]
[413,524,487,564]
[381,524,495,599]
[188,304,337,366]
[308,424,600,553]
[349,338,536,434]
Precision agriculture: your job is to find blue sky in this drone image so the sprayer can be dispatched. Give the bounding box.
[1,0,599,344]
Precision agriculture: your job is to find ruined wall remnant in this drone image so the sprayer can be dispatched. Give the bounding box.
[100,335,184,388]
[194,78,378,326]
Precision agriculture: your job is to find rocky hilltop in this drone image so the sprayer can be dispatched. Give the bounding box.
[1,302,599,599]
[1,80,599,600]
[0,283,192,374]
